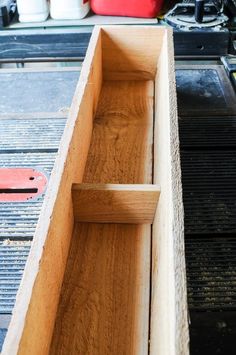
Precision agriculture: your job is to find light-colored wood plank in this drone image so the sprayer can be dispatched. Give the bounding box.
[101,26,165,80]
[150,30,189,355]
[83,80,154,183]
[50,79,154,355]
[1,27,103,355]
[72,183,160,224]
[51,223,151,355]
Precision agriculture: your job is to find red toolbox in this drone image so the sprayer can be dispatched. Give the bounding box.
[91,0,163,18]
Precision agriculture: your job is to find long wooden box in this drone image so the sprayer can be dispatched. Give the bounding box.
[2,26,189,355]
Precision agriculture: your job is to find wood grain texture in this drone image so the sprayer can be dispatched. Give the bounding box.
[51,223,151,355]
[1,27,103,355]
[83,80,154,184]
[50,79,154,355]
[72,183,160,224]
[101,26,165,80]
[150,29,189,355]
[2,26,188,355]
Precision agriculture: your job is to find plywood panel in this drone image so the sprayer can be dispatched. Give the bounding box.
[50,79,154,355]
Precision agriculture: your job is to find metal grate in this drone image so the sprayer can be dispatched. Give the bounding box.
[179,117,236,149]
[0,119,65,241]
[179,115,236,313]
[181,150,236,235]
[0,118,66,153]
[0,152,57,241]
[0,242,31,314]
[177,67,236,354]
[186,237,236,310]
[0,116,67,350]
[0,68,80,351]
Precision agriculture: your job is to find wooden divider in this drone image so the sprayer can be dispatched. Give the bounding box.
[72,183,160,224]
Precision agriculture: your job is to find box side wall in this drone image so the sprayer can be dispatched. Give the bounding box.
[151,29,189,355]
[101,26,165,80]
[1,28,103,355]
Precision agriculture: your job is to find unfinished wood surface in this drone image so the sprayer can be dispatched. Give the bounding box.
[2,26,188,355]
[101,26,165,80]
[1,27,103,355]
[72,183,160,224]
[50,79,154,355]
[83,80,154,183]
[150,30,189,355]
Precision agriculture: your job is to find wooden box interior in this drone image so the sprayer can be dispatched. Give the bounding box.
[2,26,189,355]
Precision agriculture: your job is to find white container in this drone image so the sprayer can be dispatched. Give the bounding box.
[50,0,90,20]
[17,0,49,22]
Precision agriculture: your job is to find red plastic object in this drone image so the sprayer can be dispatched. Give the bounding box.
[0,168,47,202]
[91,0,163,18]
